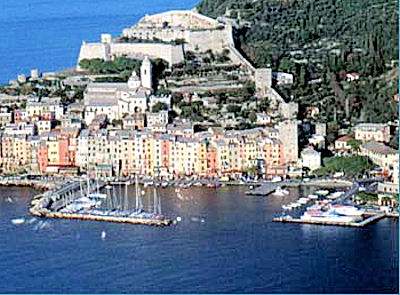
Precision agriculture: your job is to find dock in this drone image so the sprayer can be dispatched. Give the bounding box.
[30,180,172,227]
[245,183,280,196]
[30,210,171,226]
[273,213,387,228]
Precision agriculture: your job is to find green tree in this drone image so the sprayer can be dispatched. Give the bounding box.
[152,102,168,113]
[347,139,362,154]
[227,104,241,113]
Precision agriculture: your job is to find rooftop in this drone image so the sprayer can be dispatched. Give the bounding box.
[361,141,397,155]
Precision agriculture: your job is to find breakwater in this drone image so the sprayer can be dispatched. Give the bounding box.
[29,180,172,227]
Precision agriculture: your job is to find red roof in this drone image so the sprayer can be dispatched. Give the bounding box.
[336,135,353,142]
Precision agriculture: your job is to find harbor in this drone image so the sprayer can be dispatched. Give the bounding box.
[29,175,172,227]
[272,181,398,227]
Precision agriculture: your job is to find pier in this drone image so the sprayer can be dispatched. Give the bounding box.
[30,180,172,227]
[30,210,171,226]
[245,183,280,196]
[273,212,387,228]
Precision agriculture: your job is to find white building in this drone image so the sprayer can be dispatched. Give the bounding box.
[26,101,64,120]
[256,112,271,125]
[272,72,294,85]
[359,141,397,171]
[84,63,151,124]
[354,123,390,143]
[147,110,169,127]
[301,147,321,171]
[36,120,52,135]
[3,122,35,136]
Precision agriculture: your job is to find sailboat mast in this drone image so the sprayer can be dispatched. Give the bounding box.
[118,183,122,210]
[153,188,157,214]
[79,179,83,197]
[124,181,129,210]
[86,162,90,196]
[96,167,99,195]
[158,190,162,215]
[135,173,139,211]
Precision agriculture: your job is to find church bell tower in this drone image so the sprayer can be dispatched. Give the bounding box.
[140,56,152,90]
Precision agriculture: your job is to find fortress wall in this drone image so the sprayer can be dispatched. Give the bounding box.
[110,43,184,65]
[184,29,230,53]
[140,10,219,29]
[122,27,185,42]
[78,43,109,62]
[227,45,255,73]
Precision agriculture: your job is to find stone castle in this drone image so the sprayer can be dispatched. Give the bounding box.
[77,10,254,71]
[78,10,232,67]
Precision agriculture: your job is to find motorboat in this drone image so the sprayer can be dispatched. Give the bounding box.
[315,190,330,196]
[298,198,309,205]
[301,210,356,223]
[331,205,365,216]
[11,218,25,225]
[327,191,344,199]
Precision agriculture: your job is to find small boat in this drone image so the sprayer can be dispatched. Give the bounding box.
[308,194,319,199]
[331,205,365,216]
[273,187,290,196]
[315,190,330,196]
[11,218,25,225]
[101,231,106,240]
[176,192,184,201]
[327,191,344,199]
[298,198,309,205]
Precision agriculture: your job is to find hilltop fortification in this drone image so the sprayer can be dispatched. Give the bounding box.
[77,10,251,71]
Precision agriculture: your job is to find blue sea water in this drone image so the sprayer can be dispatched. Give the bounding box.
[0,186,398,293]
[0,0,199,84]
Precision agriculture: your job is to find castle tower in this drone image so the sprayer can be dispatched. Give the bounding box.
[128,71,141,89]
[140,56,152,89]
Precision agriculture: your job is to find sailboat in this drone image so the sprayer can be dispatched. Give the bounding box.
[87,166,107,199]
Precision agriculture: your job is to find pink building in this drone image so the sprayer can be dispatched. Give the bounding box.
[58,139,70,166]
[38,142,48,173]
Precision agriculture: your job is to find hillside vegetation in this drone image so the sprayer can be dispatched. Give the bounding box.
[198,0,398,137]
